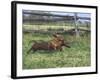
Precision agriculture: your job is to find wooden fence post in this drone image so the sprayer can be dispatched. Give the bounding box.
[74,13,79,37]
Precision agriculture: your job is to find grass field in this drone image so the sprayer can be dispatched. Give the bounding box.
[22,32,91,69]
[23,24,90,31]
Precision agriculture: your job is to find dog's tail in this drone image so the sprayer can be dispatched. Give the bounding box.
[28,40,37,46]
[28,40,45,46]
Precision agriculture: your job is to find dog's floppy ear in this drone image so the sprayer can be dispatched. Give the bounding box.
[53,33,60,38]
[53,34,57,38]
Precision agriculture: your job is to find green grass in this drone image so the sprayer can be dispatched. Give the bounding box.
[22,32,91,69]
[23,24,89,31]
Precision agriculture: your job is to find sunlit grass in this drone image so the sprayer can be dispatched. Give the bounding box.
[22,32,91,69]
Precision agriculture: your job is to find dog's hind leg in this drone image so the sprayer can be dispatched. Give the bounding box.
[27,47,33,54]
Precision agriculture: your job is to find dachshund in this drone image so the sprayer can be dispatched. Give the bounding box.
[27,33,70,53]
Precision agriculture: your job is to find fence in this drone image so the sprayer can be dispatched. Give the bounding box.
[23,10,91,36]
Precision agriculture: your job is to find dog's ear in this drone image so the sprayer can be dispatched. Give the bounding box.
[53,33,58,38]
[53,32,61,37]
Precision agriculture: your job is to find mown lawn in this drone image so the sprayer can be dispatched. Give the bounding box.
[22,32,91,69]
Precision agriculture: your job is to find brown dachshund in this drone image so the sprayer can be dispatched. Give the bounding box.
[49,33,64,50]
[27,33,70,53]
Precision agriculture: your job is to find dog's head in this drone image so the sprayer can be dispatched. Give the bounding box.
[53,33,64,41]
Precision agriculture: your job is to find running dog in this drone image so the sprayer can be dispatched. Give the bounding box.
[27,33,70,53]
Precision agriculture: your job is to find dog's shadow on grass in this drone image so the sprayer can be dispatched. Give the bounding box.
[33,50,58,54]
[25,50,61,55]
